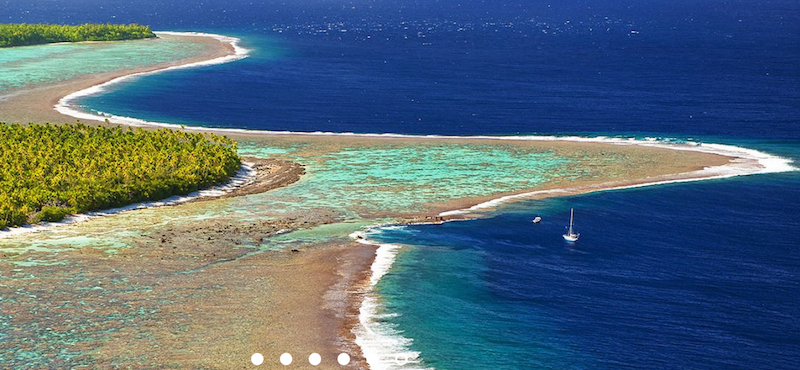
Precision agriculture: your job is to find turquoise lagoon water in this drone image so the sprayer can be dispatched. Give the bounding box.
[0,140,579,249]
[0,37,206,93]
[240,142,573,216]
[2,0,799,368]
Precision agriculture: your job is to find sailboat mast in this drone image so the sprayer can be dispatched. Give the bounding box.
[569,208,574,234]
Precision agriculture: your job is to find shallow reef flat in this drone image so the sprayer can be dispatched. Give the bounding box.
[0,32,233,124]
[234,136,730,219]
[0,135,729,368]
[0,38,200,91]
[0,137,728,248]
[0,33,739,369]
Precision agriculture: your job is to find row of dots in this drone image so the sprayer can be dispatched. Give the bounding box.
[251,352,351,366]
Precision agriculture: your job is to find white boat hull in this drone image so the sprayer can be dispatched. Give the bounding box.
[563,208,579,241]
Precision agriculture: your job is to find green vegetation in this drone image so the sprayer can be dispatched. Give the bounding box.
[0,23,156,48]
[0,123,241,229]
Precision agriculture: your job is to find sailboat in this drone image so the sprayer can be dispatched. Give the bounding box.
[563,208,579,242]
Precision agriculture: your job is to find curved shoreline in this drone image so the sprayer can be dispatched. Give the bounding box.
[347,143,795,370]
[48,34,793,192]
[0,157,304,240]
[439,140,795,217]
[0,33,255,239]
[31,30,799,370]
[54,31,250,122]
[0,162,255,239]
[350,229,428,370]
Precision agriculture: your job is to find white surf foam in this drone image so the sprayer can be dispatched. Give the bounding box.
[52,71,799,189]
[41,34,800,183]
[0,162,256,239]
[47,30,798,370]
[439,140,795,217]
[54,31,251,124]
[351,139,795,369]
[350,229,431,370]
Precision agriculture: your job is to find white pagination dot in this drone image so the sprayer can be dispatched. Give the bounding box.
[309,352,322,366]
[394,354,409,365]
[337,353,351,365]
[251,353,264,365]
[280,353,293,366]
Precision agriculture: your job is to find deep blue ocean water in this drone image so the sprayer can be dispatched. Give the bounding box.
[6,0,800,368]
[376,161,800,369]
[14,0,797,139]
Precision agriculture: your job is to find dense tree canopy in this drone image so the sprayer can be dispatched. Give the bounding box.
[0,123,241,229]
[0,23,156,47]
